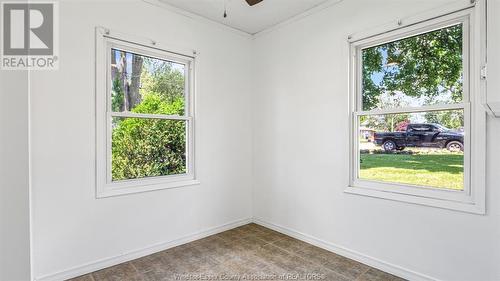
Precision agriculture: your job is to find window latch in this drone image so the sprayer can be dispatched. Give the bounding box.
[480,65,487,80]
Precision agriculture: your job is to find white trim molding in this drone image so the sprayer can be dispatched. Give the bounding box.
[142,0,253,38]
[142,0,345,38]
[34,218,252,281]
[252,0,344,38]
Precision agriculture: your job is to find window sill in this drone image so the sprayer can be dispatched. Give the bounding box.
[345,185,485,215]
[97,178,200,198]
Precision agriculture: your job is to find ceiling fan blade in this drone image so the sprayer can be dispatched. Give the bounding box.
[245,0,263,6]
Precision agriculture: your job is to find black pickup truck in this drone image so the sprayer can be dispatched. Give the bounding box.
[373,123,464,152]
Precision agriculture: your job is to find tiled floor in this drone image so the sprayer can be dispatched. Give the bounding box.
[69,224,405,281]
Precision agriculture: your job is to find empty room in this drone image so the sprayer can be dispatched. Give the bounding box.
[1,0,500,280]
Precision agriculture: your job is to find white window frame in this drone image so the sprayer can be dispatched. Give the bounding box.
[346,1,486,214]
[95,27,199,198]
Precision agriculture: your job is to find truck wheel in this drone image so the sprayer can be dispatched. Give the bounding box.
[382,140,397,151]
[446,141,463,152]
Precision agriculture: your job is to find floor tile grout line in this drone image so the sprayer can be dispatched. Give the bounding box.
[230,225,380,280]
[217,234,290,251]
[237,223,286,236]
[218,225,356,280]
[129,261,141,275]
[172,223,283,250]
[249,224,403,280]
[262,244,353,281]
[210,227,316,277]
[215,229,272,244]
[266,237,356,281]
[353,267,372,281]
[274,250,352,281]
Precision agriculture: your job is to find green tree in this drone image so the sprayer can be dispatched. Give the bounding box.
[111,78,124,112]
[362,47,383,110]
[362,24,463,110]
[424,110,464,130]
[361,92,410,132]
[140,58,185,108]
[362,113,409,132]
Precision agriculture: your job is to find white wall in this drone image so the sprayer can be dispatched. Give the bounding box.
[30,0,253,279]
[0,71,31,280]
[252,1,500,281]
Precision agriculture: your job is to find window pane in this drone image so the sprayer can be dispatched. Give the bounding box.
[110,48,186,115]
[361,24,463,111]
[111,117,187,181]
[359,110,464,190]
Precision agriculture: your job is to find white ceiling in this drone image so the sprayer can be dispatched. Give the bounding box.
[158,0,336,35]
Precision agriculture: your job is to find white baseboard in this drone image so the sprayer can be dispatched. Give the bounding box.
[252,218,440,281]
[35,218,252,281]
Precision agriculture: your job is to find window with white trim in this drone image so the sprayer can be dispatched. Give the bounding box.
[96,29,198,198]
[347,5,486,213]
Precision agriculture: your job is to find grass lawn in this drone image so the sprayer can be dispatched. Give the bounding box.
[359,153,464,190]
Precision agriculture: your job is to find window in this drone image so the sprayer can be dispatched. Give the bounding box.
[96,29,198,197]
[347,6,486,213]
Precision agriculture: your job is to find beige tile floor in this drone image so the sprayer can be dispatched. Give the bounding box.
[69,223,405,281]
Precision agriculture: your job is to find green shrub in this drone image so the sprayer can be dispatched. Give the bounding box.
[111,93,186,181]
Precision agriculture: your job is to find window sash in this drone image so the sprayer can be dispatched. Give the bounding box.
[106,116,192,184]
[105,39,193,118]
[353,107,471,196]
[349,11,473,203]
[354,14,470,114]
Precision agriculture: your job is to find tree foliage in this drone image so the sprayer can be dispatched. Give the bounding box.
[362,24,464,129]
[362,48,384,110]
[111,94,186,181]
[140,58,185,106]
[425,110,464,130]
[384,25,463,101]
[111,77,124,112]
[362,113,410,132]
